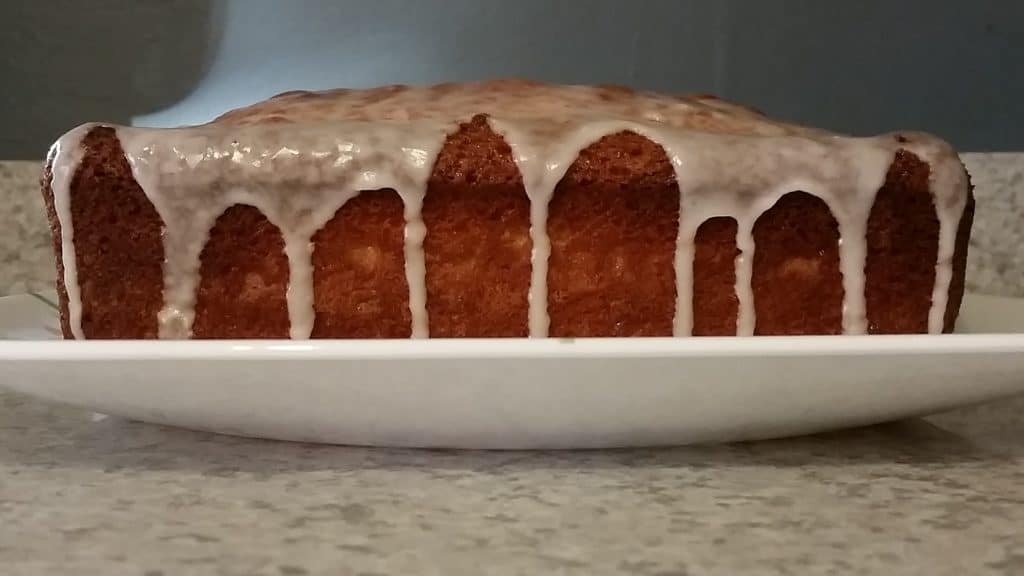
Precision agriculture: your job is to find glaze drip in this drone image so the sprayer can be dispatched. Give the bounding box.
[48,123,94,341]
[47,81,969,339]
[111,121,449,339]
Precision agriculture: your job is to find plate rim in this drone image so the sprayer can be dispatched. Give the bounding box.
[3,334,1024,361]
[2,291,1023,360]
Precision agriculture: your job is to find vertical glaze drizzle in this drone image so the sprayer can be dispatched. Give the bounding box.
[48,123,96,341]
[47,82,970,339]
[908,139,970,333]
[112,121,451,339]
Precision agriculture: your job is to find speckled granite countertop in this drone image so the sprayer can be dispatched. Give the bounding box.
[1,156,1023,575]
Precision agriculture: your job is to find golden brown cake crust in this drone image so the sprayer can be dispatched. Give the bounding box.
[193,205,291,339]
[753,191,844,335]
[41,81,974,339]
[692,217,739,336]
[312,189,413,339]
[548,131,679,337]
[423,116,531,337]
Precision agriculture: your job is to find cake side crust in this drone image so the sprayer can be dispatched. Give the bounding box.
[40,149,72,339]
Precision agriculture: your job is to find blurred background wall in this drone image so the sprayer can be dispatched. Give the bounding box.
[2,0,1021,158]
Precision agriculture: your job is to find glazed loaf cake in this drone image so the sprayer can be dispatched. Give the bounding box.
[42,80,973,340]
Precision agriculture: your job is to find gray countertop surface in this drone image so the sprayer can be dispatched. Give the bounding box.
[1,155,1023,575]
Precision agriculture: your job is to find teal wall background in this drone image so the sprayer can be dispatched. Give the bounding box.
[2,0,1020,158]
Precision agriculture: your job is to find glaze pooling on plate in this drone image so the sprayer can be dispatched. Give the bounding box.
[47,80,969,339]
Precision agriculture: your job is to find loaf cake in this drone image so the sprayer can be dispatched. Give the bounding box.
[41,79,974,340]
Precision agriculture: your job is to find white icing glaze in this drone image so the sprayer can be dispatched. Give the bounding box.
[396,187,432,339]
[46,123,96,340]
[114,121,449,339]
[47,81,970,339]
[733,222,756,337]
[904,137,970,333]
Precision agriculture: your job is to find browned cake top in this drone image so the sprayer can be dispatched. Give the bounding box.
[213,79,820,138]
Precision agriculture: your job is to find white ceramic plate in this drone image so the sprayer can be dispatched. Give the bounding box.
[1,292,1023,449]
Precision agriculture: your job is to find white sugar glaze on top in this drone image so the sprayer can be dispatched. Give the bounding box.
[47,80,969,339]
